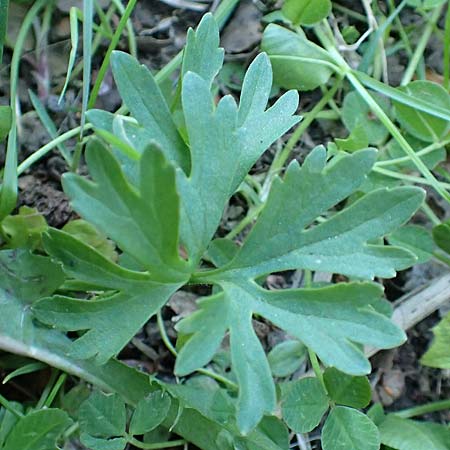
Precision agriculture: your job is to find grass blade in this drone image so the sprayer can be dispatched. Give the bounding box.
[0,0,8,64]
[29,90,72,166]
[58,7,79,104]
[0,0,46,221]
[81,0,93,136]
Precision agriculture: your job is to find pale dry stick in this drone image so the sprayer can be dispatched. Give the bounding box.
[157,0,208,12]
[365,272,450,358]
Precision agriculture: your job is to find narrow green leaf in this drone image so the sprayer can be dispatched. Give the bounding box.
[0,0,8,63]
[323,367,371,409]
[282,0,331,25]
[79,391,126,438]
[322,407,380,450]
[261,24,337,91]
[420,312,450,368]
[59,7,79,104]
[378,415,450,450]
[129,392,171,435]
[281,377,329,433]
[3,409,71,450]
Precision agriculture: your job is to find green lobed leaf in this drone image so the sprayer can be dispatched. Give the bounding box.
[323,367,371,409]
[393,81,450,143]
[0,252,276,450]
[79,391,126,439]
[280,377,329,433]
[177,52,299,262]
[420,312,450,369]
[282,0,331,25]
[110,51,189,172]
[2,409,71,450]
[321,407,380,450]
[175,146,422,433]
[261,24,336,91]
[129,391,171,435]
[33,228,185,364]
[181,12,224,87]
[378,415,450,450]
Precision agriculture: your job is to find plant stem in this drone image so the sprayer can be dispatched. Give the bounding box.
[44,373,67,408]
[307,349,326,391]
[17,124,92,175]
[127,437,186,449]
[373,166,450,190]
[401,5,443,85]
[393,399,450,419]
[375,138,450,167]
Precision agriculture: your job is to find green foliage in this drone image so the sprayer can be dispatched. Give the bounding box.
[0,106,11,141]
[129,392,171,435]
[280,378,328,433]
[378,415,450,450]
[393,81,450,143]
[323,368,371,409]
[387,225,434,264]
[322,407,380,450]
[282,0,331,26]
[267,340,307,377]
[420,312,450,369]
[261,24,335,91]
[30,13,425,437]
[342,91,391,145]
[432,219,450,255]
[2,409,71,450]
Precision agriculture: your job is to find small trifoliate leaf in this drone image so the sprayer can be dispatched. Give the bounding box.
[79,391,126,439]
[342,91,391,145]
[80,433,127,450]
[268,340,307,377]
[322,407,380,450]
[323,367,371,408]
[378,415,450,450]
[129,391,171,435]
[432,219,450,255]
[261,24,336,91]
[281,377,329,433]
[282,0,331,25]
[393,81,450,143]
[420,312,450,369]
[387,225,433,264]
[3,409,71,450]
